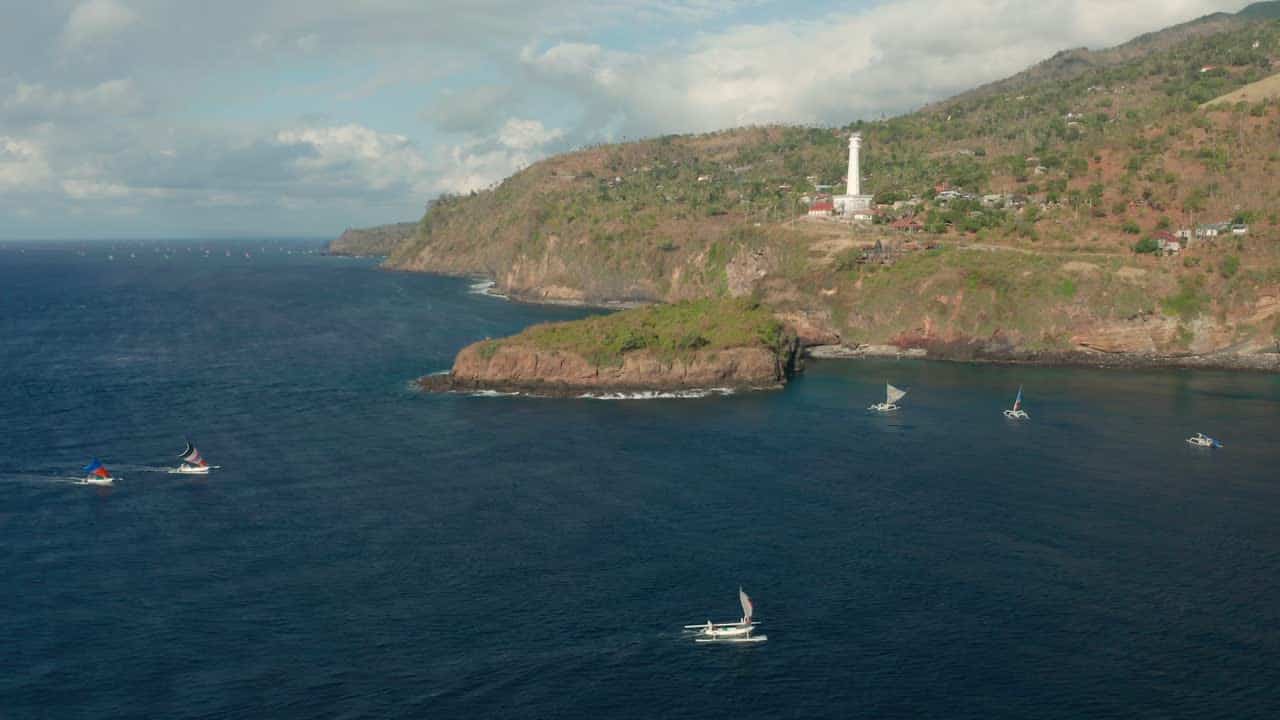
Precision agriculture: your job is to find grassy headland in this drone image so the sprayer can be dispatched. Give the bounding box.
[476,298,787,368]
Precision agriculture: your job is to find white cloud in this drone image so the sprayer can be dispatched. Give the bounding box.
[497,118,565,151]
[59,0,138,50]
[3,78,143,122]
[60,178,134,199]
[276,123,430,194]
[521,0,1236,138]
[0,136,52,190]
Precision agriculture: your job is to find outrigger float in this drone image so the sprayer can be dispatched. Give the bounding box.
[684,587,767,644]
[171,441,218,474]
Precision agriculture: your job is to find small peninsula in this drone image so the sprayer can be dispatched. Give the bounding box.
[421,298,801,395]
[328,222,418,257]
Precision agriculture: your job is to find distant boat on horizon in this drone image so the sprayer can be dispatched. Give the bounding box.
[1186,432,1223,448]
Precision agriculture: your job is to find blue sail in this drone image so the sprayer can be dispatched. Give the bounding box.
[82,458,103,473]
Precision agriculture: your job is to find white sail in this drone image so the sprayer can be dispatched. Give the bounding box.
[886,384,907,404]
[739,587,754,623]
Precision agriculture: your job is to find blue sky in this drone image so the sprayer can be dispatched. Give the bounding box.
[0,0,1247,239]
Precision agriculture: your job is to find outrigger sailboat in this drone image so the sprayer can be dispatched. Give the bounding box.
[1003,385,1029,419]
[1186,432,1223,448]
[684,587,768,644]
[869,383,907,412]
[80,458,115,486]
[171,441,217,474]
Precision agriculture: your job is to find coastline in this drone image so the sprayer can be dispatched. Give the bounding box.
[805,343,1280,373]
[417,372,776,398]
[372,267,1280,378]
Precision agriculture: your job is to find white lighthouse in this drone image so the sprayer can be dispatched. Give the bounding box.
[834,132,873,217]
[847,133,862,196]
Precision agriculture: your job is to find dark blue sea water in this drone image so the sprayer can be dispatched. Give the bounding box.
[3,238,1279,719]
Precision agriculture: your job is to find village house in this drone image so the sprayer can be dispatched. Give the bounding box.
[890,217,924,233]
[1154,231,1181,254]
[1195,223,1222,239]
[1231,224,1249,236]
[808,198,835,217]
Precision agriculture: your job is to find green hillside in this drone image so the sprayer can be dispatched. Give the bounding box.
[383,15,1280,361]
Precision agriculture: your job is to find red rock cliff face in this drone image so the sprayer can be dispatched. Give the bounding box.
[441,341,794,393]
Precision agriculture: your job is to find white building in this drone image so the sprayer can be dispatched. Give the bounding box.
[834,133,874,217]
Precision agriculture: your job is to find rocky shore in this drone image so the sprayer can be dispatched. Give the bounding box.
[421,340,800,396]
[805,342,1280,372]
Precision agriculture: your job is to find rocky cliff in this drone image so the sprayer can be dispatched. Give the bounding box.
[424,343,795,395]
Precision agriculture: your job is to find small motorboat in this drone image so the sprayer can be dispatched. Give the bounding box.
[79,458,115,486]
[869,383,906,412]
[684,587,768,645]
[1003,385,1029,419]
[171,440,217,474]
[1186,432,1222,448]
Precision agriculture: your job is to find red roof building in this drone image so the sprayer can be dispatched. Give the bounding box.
[808,199,835,216]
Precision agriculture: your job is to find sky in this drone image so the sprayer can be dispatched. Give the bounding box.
[0,0,1249,239]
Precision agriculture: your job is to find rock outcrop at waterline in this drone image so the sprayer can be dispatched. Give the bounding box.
[421,342,799,396]
[419,298,803,396]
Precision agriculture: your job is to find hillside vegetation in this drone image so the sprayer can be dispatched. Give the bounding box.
[478,297,786,367]
[382,12,1280,364]
[328,222,417,256]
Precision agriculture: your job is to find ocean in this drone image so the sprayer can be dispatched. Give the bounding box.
[2,238,1279,719]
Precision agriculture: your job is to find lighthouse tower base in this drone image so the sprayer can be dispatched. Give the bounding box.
[834,193,874,217]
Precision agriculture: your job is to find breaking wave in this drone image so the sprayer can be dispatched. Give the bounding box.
[576,388,737,400]
[467,279,507,299]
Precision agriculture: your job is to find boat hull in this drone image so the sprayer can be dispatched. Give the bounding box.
[1003,410,1029,419]
[869,403,900,412]
[695,634,767,644]
[169,465,213,474]
[80,476,114,486]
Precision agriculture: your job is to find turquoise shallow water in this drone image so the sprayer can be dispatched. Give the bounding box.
[2,239,1279,719]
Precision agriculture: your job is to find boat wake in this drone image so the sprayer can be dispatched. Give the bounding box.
[0,472,95,485]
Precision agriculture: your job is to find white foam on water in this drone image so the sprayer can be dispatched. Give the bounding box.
[576,387,737,400]
[469,389,522,398]
[467,279,507,299]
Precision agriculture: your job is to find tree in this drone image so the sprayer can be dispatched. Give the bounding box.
[1133,237,1159,253]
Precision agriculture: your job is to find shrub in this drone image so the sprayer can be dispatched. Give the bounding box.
[1220,255,1240,278]
[1122,221,1142,235]
[1162,276,1209,320]
[1133,237,1160,254]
